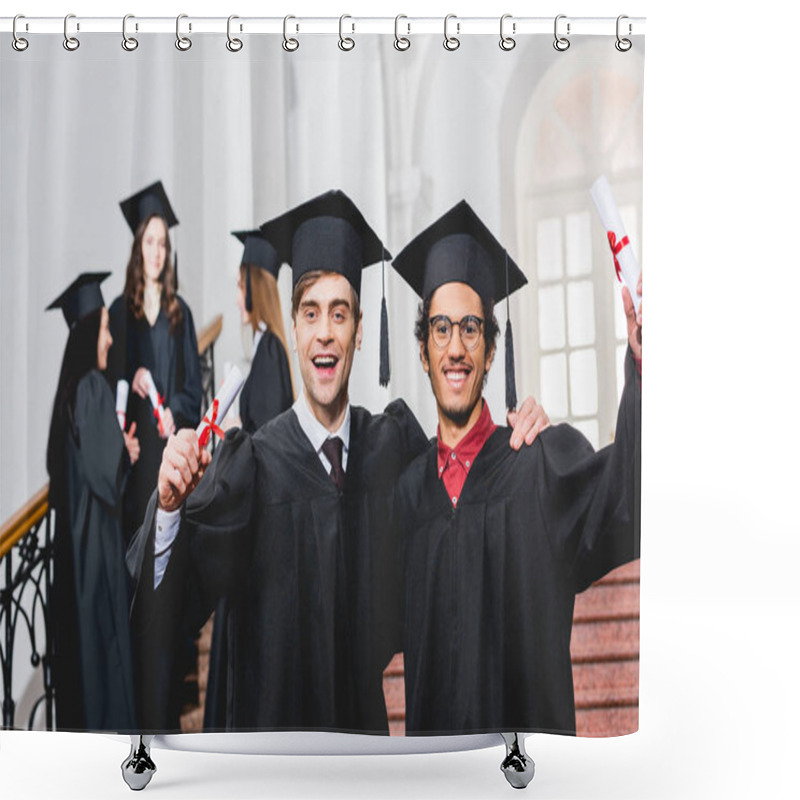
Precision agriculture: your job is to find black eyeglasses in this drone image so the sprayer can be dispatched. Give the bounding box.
[428,315,484,351]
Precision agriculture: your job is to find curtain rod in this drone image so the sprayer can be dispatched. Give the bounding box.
[1,16,646,37]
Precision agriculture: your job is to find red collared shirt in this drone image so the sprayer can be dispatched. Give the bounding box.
[437,400,497,508]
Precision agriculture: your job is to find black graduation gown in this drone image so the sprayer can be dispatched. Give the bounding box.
[107,295,202,539]
[398,349,641,736]
[51,370,137,732]
[127,400,427,734]
[204,328,294,730]
[239,329,294,435]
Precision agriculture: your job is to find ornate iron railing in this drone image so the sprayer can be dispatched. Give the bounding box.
[0,314,222,730]
[0,486,54,730]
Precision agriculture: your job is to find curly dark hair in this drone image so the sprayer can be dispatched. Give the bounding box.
[414,291,500,365]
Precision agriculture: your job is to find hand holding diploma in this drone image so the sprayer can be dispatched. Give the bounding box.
[157,366,244,512]
[623,272,643,362]
[590,175,641,314]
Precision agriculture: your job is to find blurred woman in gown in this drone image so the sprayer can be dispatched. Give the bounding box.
[46,272,140,731]
[203,229,295,730]
[107,181,202,541]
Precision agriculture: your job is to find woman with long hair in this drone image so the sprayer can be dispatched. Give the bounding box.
[46,272,140,731]
[232,228,295,432]
[202,229,295,732]
[107,181,202,540]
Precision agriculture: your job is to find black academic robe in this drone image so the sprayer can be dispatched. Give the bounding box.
[398,349,641,736]
[107,295,202,539]
[204,328,294,730]
[239,329,294,435]
[127,400,427,734]
[51,370,137,732]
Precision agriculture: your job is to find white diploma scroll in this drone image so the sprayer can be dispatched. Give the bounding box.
[196,365,245,448]
[590,175,641,313]
[144,369,166,436]
[115,380,129,431]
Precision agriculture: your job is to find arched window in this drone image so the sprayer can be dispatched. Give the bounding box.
[512,43,644,447]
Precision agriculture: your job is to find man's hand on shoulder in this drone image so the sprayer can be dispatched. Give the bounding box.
[507,396,550,451]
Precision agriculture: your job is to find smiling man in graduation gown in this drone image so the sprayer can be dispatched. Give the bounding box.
[392,200,642,736]
[127,189,425,733]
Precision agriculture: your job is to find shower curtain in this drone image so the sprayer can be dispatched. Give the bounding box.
[0,20,644,740]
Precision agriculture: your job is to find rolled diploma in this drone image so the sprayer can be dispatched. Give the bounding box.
[144,369,166,436]
[590,175,641,313]
[115,380,129,431]
[196,365,245,448]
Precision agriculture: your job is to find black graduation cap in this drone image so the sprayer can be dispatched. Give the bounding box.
[392,200,528,410]
[46,272,110,328]
[232,229,282,313]
[259,189,390,298]
[261,189,393,386]
[119,180,179,235]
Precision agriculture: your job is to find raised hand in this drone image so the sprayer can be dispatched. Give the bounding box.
[157,429,211,512]
[622,272,642,361]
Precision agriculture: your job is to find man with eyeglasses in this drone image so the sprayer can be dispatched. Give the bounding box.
[391,200,642,736]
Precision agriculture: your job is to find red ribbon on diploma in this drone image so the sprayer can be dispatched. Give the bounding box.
[607,231,630,282]
[198,399,226,448]
[153,393,166,436]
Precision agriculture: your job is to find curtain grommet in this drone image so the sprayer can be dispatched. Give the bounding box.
[175,14,192,51]
[226,15,243,52]
[122,14,138,52]
[499,14,516,51]
[12,15,29,52]
[338,14,355,51]
[63,14,80,51]
[394,14,410,51]
[443,14,460,51]
[283,15,299,52]
[553,14,570,52]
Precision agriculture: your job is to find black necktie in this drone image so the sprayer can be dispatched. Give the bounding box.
[321,436,345,491]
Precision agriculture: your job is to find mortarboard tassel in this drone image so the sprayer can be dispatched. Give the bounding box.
[379,256,390,387]
[245,265,253,312]
[504,250,517,411]
[505,318,517,411]
[174,250,179,293]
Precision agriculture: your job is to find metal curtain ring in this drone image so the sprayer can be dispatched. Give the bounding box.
[122,14,138,51]
[283,15,299,52]
[175,14,192,51]
[227,15,243,52]
[12,15,29,51]
[615,14,632,52]
[499,13,515,51]
[339,14,355,51]
[63,13,80,51]
[553,14,570,51]
[394,14,410,51]
[443,14,460,51]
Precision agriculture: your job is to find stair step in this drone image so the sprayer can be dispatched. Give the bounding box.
[570,619,639,662]
[572,658,638,692]
[594,560,640,585]
[574,581,640,622]
[576,706,638,737]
